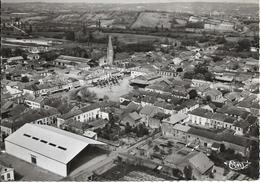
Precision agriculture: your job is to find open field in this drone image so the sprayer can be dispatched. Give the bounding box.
[131,12,173,29]
[88,76,133,102]
[104,32,179,44]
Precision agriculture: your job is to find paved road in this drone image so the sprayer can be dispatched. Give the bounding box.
[70,132,162,180]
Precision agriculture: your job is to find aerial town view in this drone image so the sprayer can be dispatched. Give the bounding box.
[0,0,259,181]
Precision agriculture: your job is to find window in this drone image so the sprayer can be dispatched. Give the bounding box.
[40,140,47,144]
[49,143,56,147]
[204,142,207,147]
[7,173,10,179]
[32,137,39,140]
[23,134,31,138]
[1,175,4,180]
[58,146,67,151]
[31,155,37,164]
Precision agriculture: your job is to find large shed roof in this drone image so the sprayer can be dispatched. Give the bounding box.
[5,124,105,164]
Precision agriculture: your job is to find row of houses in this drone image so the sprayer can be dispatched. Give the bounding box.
[162,123,250,157]
[23,77,81,97]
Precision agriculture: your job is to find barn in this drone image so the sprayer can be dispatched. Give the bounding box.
[4,123,105,177]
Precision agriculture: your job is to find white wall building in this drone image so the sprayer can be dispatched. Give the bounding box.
[5,124,105,177]
[0,165,15,181]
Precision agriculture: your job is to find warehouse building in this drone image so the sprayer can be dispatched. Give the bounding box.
[4,123,105,177]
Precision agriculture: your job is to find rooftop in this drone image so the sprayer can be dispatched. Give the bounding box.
[5,124,105,164]
[188,152,214,174]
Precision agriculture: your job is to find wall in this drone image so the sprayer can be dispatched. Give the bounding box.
[25,100,41,109]
[1,169,14,181]
[75,108,100,122]
[189,114,211,127]
[0,126,13,136]
[161,123,187,143]
[5,141,67,177]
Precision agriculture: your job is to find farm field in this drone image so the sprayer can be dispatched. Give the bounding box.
[103,32,178,44]
[131,12,173,29]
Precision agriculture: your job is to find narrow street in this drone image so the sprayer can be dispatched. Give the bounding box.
[70,132,162,180]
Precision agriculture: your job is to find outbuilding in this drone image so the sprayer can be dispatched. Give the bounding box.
[5,123,105,177]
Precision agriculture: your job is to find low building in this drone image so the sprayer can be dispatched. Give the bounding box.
[162,123,190,142]
[121,112,142,127]
[5,123,105,177]
[0,164,15,181]
[188,108,213,128]
[24,96,45,109]
[27,53,40,60]
[54,55,91,70]
[57,104,108,128]
[188,152,214,177]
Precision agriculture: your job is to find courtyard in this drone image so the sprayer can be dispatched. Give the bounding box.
[88,76,133,102]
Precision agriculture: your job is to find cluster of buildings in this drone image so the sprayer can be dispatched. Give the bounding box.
[0,14,259,180]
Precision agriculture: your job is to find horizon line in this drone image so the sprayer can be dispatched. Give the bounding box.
[2,0,259,4]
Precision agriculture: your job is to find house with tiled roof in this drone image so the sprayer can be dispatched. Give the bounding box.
[148,112,169,129]
[0,163,15,181]
[121,111,142,127]
[0,108,60,136]
[211,113,235,129]
[217,106,250,120]
[188,152,214,177]
[24,95,46,109]
[139,105,163,126]
[203,88,224,102]
[57,104,108,128]
[162,123,190,142]
[188,108,213,128]
[175,100,199,114]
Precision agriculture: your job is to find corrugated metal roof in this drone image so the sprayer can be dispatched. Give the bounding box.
[5,124,105,164]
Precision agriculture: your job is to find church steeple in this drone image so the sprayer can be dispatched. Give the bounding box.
[107,35,114,65]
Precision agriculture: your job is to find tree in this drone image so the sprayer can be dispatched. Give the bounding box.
[147,140,153,147]
[125,122,132,133]
[216,36,226,44]
[188,89,198,99]
[209,171,214,178]
[65,31,75,41]
[204,72,214,81]
[153,145,160,153]
[183,165,193,180]
[183,71,195,79]
[14,48,24,56]
[41,51,58,62]
[172,168,183,178]
[194,73,205,80]
[238,39,251,51]
[28,24,33,33]
[176,67,183,72]
[22,53,27,60]
[1,48,12,57]
[167,141,174,147]
[21,76,29,82]
[205,95,212,102]
[220,143,225,152]
[82,24,87,35]
[136,123,149,137]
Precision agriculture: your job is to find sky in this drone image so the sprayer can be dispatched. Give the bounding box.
[3,0,259,4]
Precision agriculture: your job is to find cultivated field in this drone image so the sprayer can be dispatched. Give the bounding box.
[131,12,173,29]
